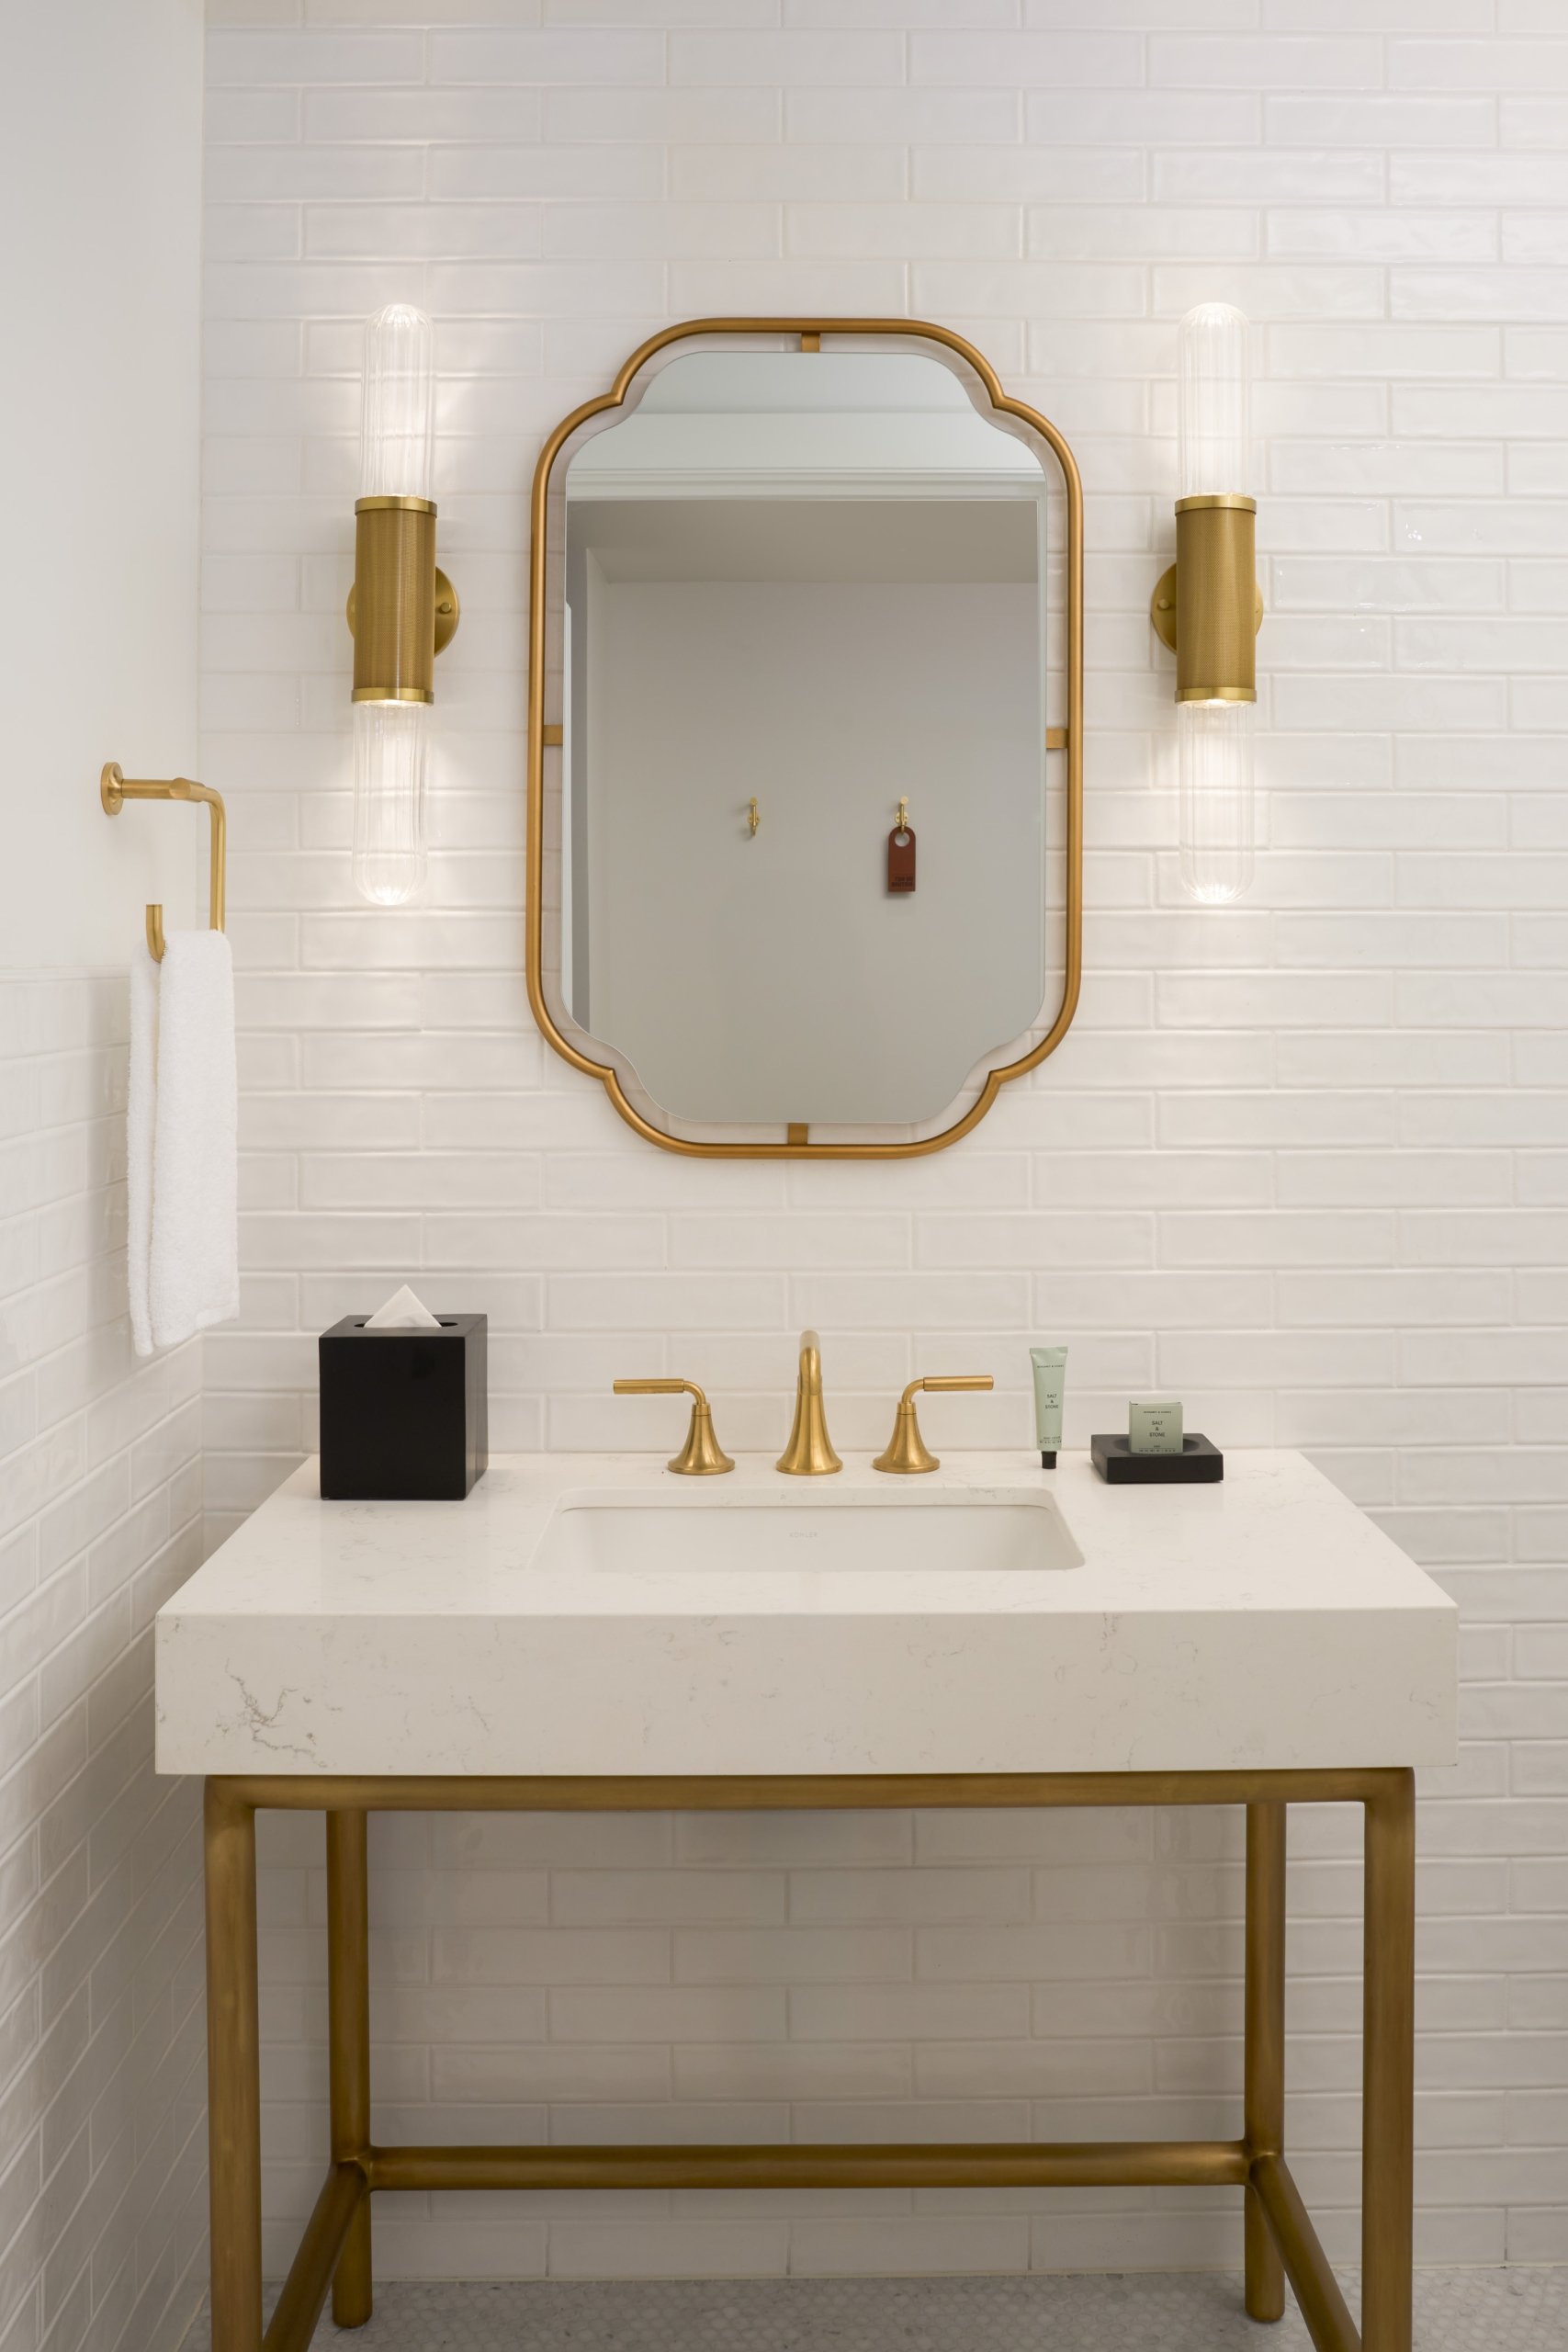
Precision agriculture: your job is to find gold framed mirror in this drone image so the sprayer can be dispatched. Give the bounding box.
[526,318,1083,1159]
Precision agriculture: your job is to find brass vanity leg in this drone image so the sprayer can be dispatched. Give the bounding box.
[1361,1770,1416,2352]
[1244,1801,1287,2323]
[326,1810,374,2326]
[206,1781,264,2352]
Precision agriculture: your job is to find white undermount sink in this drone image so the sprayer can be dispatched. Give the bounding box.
[529,1487,1083,1577]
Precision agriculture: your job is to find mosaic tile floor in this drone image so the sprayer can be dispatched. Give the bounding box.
[182,2268,1567,2352]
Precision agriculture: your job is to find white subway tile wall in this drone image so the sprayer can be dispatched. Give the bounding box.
[203,2,1568,2283]
[0,976,207,2352]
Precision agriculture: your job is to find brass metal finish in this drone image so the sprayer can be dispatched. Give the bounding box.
[206,1762,1416,2352]
[1363,1770,1416,2352]
[748,797,760,836]
[542,724,563,748]
[873,1374,994,1475]
[612,1377,734,1476]
[786,1123,808,1147]
[1149,497,1263,702]
[433,568,459,657]
[325,1814,372,2327]
[218,1766,1390,1813]
[1252,2152,1359,2352]
[101,763,227,964]
[1245,1802,1287,2324]
[1150,563,1180,654]
[525,317,1085,1159]
[1174,499,1258,701]
[205,1781,263,2352]
[348,569,459,662]
[265,2165,367,2352]
[1150,561,1265,670]
[349,500,436,702]
[776,1329,841,1476]
[367,2139,1249,2195]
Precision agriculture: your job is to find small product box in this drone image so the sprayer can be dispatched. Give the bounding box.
[1128,1398,1183,1455]
[319,1313,488,1500]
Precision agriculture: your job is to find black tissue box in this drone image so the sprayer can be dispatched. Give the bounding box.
[319,1314,488,1500]
[1091,1432,1224,1485]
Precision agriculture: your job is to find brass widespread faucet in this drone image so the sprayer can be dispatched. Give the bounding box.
[776,1329,841,1476]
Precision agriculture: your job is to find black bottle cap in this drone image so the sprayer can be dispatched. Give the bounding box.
[1041,1449,1056,1469]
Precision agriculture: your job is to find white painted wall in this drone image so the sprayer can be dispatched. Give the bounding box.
[0,12,208,2352]
[197,2,1568,2287]
[1,0,204,969]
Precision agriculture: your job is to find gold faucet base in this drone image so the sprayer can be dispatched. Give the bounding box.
[776,1330,841,1476]
[668,1405,733,1477]
[874,1404,939,1476]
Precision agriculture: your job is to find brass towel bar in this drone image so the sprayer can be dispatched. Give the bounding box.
[100,763,227,963]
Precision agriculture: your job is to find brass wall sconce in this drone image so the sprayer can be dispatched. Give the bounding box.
[100,763,227,962]
[344,304,459,906]
[1150,303,1261,905]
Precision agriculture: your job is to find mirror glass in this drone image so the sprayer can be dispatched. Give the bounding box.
[557,347,1052,1131]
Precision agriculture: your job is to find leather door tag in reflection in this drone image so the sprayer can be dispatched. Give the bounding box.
[886,823,916,894]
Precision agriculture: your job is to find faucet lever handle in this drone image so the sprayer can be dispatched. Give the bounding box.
[613,1378,734,1476]
[874,1374,994,1476]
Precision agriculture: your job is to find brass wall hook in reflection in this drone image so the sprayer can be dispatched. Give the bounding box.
[100,763,227,964]
[896,797,908,834]
[747,797,760,837]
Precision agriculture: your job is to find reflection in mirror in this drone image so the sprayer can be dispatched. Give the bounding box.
[558,349,1051,1131]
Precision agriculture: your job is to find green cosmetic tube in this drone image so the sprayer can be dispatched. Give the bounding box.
[1030,1346,1067,1469]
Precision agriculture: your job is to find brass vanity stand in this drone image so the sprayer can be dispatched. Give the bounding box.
[205,1768,1414,2352]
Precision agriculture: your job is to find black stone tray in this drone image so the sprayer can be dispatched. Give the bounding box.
[1090,1433,1224,1484]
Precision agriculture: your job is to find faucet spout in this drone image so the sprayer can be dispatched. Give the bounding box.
[776,1329,842,1476]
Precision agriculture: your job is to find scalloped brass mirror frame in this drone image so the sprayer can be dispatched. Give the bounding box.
[525,317,1084,1159]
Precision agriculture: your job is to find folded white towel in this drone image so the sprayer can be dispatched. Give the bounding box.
[128,932,240,1358]
[127,944,158,1359]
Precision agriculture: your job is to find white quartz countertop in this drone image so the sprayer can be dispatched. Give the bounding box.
[155,1450,1457,1780]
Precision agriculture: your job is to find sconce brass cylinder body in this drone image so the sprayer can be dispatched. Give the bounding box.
[351,496,436,704]
[1172,494,1257,705]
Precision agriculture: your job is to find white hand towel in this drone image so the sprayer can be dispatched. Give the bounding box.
[128,931,240,1357]
[127,944,158,1358]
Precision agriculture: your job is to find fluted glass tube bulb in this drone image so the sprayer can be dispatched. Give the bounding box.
[353,304,435,906]
[360,301,434,502]
[1177,302,1255,904]
[354,703,427,906]
[1179,300,1250,500]
[1179,701,1253,905]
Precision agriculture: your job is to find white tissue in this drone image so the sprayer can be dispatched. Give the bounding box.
[364,1283,443,1329]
